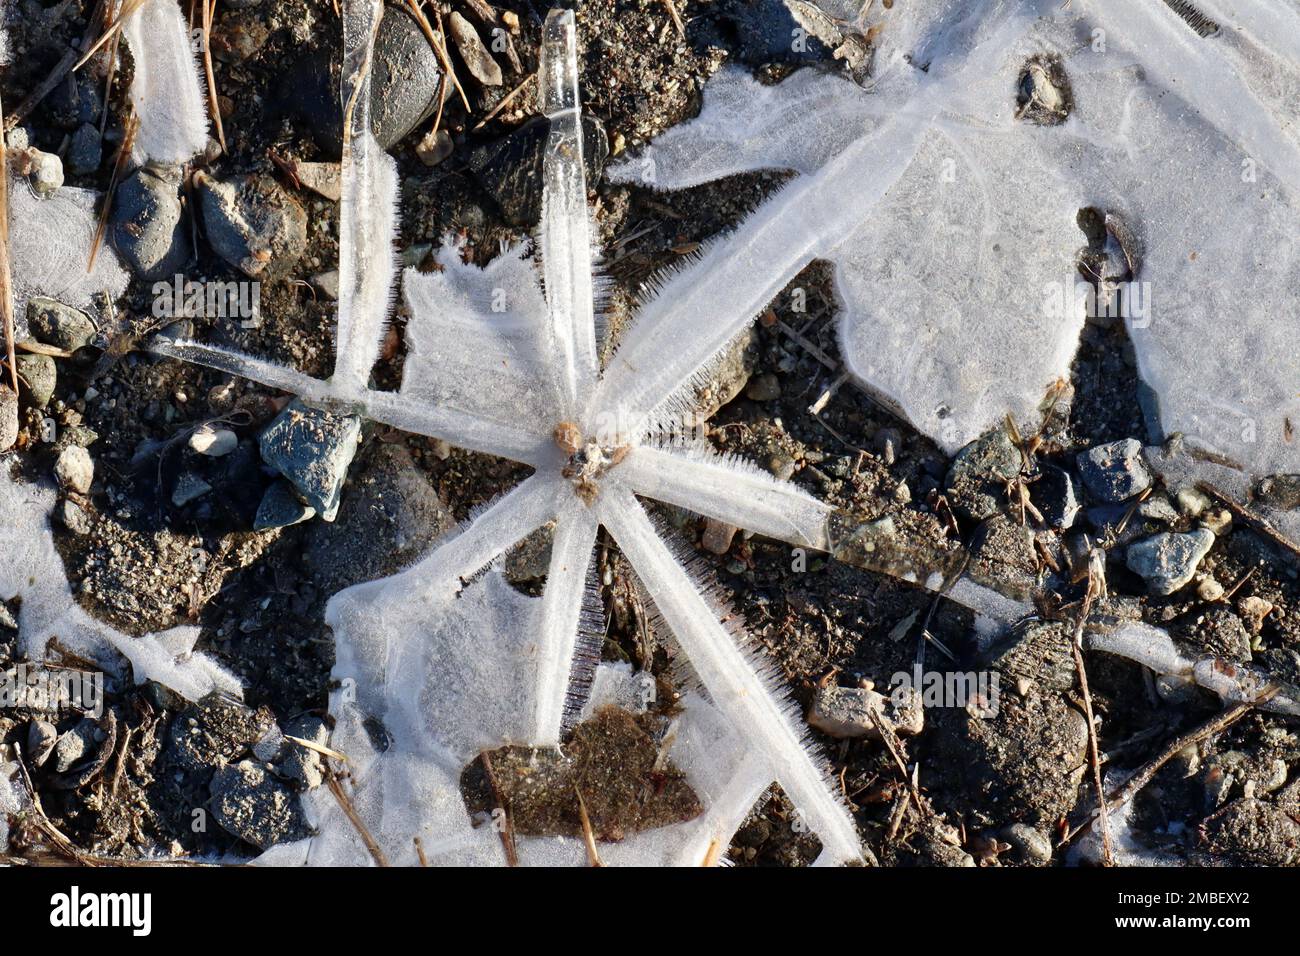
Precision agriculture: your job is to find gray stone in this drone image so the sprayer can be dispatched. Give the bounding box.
[197,173,308,278]
[54,445,93,494]
[209,760,308,849]
[277,716,329,790]
[1076,438,1151,502]
[1001,822,1053,864]
[16,352,56,408]
[26,297,97,351]
[259,399,362,521]
[1138,493,1180,524]
[701,519,738,555]
[67,123,102,176]
[254,479,316,531]
[171,473,213,507]
[58,499,92,535]
[111,165,190,281]
[27,719,58,768]
[448,12,503,86]
[945,428,1021,522]
[310,270,339,301]
[504,522,554,583]
[0,385,17,451]
[807,683,924,740]
[1126,529,1215,596]
[52,718,99,773]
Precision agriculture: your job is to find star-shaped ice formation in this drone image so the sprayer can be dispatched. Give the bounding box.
[155,2,863,865]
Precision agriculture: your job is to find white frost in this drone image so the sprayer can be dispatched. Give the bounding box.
[123,0,211,166]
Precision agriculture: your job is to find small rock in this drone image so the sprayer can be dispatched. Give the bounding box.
[67,123,102,175]
[1076,438,1151,502]
[415,127,454,167]
[277,716,329,790]
[745,372,782,402]
[701,519,737,555]
[310,270,339,300]
[54,445,94,494]
[26,297,97,351]
[448,12,503,86]
[27,720,58,768]
[253,479,316,531]
[1196,575,1225,602]
[197,173,308,278]
[1001,822,1053,864]
[1199,507,1232,536]
[52,718,99,773]
[27,149,64,196]
[58,499,92,535]
[945,428,1021,522]
[807,683,924,739]
[188,424,238,457]
[766,452,796,481]
[0,385,17,451]
[1126,529,1215,596]
[259,399,362,520]
[1035,463,1079,529]
[1238,595,1274,634]
[1176,486,1211,517]
[171,473,213,507]
[1138,493,1180,524]
[111,165,190,281]
[293,161,341,202]
[209,760,308,849]
[15,352,56,408]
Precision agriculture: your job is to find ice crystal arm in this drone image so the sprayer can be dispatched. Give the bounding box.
[152,336,552,465]
[538,9,598,416]
[123,0,210,165]
[10,177,128,324]
[333,0,401,392]
[620,442,832,550]
[599,489,862,864]
[530,504,598,744]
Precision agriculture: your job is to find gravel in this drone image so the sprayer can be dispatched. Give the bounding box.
[110,165,191,281]
[54,445,94,494]
[1125,529,1216,596]
[1076,438,1151,502]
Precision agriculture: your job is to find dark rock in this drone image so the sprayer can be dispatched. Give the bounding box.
[260,400,361,521]
[945,428,1021,522]
[209,760,308,849]
[171,472,213,508]
[163,696,276,775]
[745,372,782,402]
[254,479,316,531]
[45,72,103,129]
[1076,438,1151,502]
[1001,822,1053,864]
[1034,463,1078,529]
[111,165,190,281]
[67,123,102,176]
[465,114,610,226]
[197,173,308,278]
[26,297,97,351]
[277,6,446,155]
[968,515,1039,601]
[277,715,329,791]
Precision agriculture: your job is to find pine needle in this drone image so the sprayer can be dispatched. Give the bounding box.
[73,0,151,73]
[200,0,227,153]
[405,0,471,114]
